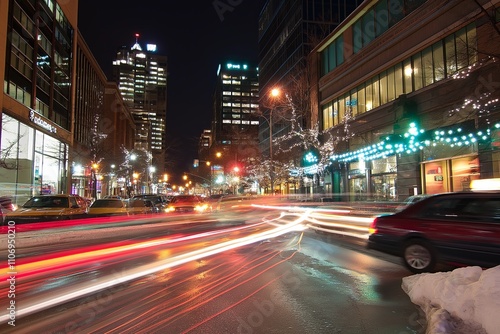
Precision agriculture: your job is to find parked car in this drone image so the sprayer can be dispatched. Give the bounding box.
[132,194,169,213]
[88,198,128,217]
[166,195,211,213]
[368,191,500,273]
[4,194,89,224]
[126,198,154,215]
[0,196,17,223]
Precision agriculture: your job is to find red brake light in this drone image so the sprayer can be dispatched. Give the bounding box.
[368,218,378,235]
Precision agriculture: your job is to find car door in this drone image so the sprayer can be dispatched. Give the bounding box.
[454,197,500,267]
[418,196,500,267]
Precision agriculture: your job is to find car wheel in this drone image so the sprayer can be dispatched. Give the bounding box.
[402,239,436,274]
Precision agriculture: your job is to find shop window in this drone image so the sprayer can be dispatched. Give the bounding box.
[424,161,448,194]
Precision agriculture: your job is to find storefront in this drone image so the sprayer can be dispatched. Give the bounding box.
[422,146,480,194]
[371,156,397,201]
[0,113,69,205]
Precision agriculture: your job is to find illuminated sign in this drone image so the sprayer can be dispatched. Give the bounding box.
[226,63,248,70]
[29,109,57,133]
[302,147,320,167]
[146,44,157,52]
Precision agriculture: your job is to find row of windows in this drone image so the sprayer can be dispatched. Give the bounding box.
[36,98,49,118]
[222,120,259,125]
[321,0,426,75]
[11,30,33,60]
[222,94,259,101]
[12,2,35,40]
[4,80,31,108]
[38,33,52,54]
[222,102,259,108]
[11,48,33,80]
[222,112,257,119]
[322,24,477,130]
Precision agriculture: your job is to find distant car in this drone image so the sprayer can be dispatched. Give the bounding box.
[88,198,128,217]
[4,194,89,224]
[126,198,154,215]
[166,195,210,213]
[132,194,168,213]
[206,194,225,211]
[103,195,123,200]
[395,194,430,212]
[368,191,500,273]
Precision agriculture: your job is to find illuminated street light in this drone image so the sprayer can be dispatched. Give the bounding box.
[267,87,281,195]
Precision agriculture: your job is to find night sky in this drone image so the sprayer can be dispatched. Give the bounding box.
[77,0,267,181]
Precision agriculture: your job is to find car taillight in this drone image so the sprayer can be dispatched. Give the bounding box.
[368,218,378,235]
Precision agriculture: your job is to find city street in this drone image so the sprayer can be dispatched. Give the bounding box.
[0,203,426,333]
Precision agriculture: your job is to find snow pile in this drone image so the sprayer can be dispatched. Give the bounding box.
[402,266,500,334]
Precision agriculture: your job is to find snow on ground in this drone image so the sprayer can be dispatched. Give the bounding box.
[402,265,500,334]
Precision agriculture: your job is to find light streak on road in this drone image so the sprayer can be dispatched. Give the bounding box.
[252,203,373,239]
[0,210,311,323]
[0,221,268,282]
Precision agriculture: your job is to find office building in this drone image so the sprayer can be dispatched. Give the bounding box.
[212,62,260,165]
[0,1,136,203]
[112,34,168,173]
[0,0,77,203]
[311,0,500,200]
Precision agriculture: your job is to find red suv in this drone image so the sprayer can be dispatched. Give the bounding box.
[368,192,500,273]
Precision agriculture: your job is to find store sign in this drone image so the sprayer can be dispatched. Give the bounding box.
[303,165,318,175]
[29,109,57,133]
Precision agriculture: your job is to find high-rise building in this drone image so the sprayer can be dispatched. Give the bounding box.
[311,0,500,200]
[257,0,363,194]
[0,0,77,202]
[112,34,167,173]
[212,62,260,165]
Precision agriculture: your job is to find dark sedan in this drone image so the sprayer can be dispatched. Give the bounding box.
[368,191,500,273]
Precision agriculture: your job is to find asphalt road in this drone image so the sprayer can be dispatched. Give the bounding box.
[0,201,427,333]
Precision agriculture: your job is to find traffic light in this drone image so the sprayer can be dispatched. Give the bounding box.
[193,159,199,167]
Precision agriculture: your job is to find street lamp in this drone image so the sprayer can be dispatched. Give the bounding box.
[267,88,282,195]
[91,163,99,199]
[109,164,116,196]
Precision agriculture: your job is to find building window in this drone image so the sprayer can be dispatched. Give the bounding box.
[321,25,477,131]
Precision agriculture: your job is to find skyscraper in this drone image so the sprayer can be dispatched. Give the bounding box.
[112,34,167,172]
[212,62,260,165]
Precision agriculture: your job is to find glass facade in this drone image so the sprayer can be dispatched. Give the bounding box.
[0,114,68,206]
[1,0,74,202]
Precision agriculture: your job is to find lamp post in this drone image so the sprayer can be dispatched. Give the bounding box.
[127,153,137,197]
[109,164,116,196]
[267,88,281,195]
[91,163,99,200]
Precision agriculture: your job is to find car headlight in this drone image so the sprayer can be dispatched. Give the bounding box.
[195,204,208,212]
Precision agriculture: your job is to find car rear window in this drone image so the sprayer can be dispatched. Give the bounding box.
[92,200,123,208]
[421,196,500,221]
[24,196,69,208]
